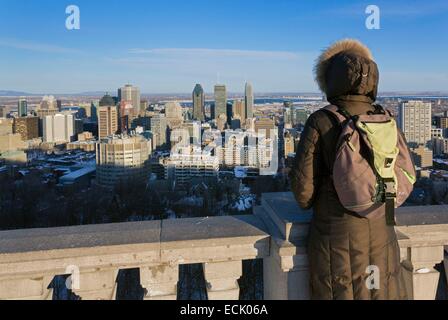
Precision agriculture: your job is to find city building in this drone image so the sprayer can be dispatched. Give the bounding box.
[36,95,58,119]
[13,117,39,141]
[0,118,13,136]
[214,85,227,121]
[255,117,277,139]
[17,98,28,117]
[165,102,184,128]
[42,113,76,143]
[192,84,205,121]
[245,82,254,119]
[96,135,152,187]
[433,138,448,156]
[0,105,5,118]
[118,84,141,116]
[233,99,246,124]
[398,101,432,147]
[150,114,168,148]
[411,145,433,169]
[98,106,118,139]
[164,146,219,188]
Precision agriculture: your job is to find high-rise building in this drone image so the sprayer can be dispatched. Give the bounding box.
[90,100,99,123]
[192,84,205,121]
[118,85,141,115]
[244,82,254,119]
[233,99,246,124]
[17,98,28,117]
[0,106,5,118]
[165,102,184,128]
[36,95,58,119]
[98,106,118,139]
[398,101,432,147]
[56,99,63,111]
[13,117,39,141]
[96,135,152,187]
[43,113,76,143]
[214,85,227,121]
[150,114,168,148]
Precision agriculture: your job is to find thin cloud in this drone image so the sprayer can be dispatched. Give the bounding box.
[0,38,82,54]
[128,48,300,60]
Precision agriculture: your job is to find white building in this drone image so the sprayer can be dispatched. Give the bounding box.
[42,113,75,143]
[164,146,219,187]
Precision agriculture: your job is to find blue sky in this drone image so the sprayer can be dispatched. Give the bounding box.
[0,0,447,94]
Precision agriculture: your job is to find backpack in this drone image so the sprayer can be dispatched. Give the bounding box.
[323,105,417,225]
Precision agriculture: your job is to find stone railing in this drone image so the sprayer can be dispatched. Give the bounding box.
[0,192,447,300]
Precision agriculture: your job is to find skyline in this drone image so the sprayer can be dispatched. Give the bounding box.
[0,0,447,94]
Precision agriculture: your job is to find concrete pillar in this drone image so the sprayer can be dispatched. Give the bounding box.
[203,261,242,300]
[0,275,53,300]
[140,264,179,300]
[401,245,444,300]
[254,194,312,300]
[72,269,118,300]
[263,239,310,300]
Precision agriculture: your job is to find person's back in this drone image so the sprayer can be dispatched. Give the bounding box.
[290,39,408,300]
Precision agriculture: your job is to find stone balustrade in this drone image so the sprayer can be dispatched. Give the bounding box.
[0,192,447,300]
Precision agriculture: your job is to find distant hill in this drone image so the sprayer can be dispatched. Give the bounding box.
[0,90,38,96]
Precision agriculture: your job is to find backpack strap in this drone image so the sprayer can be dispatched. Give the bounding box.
[322,105,350,124]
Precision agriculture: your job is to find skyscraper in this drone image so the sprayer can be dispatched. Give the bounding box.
[398,101,432,147]
[150,114,168,148]
[214,85,227,122]
[192,84,205,121]
[244,82,254,119]
[17,98,27,117]
[118,84,141,115]
[98,106,118,139]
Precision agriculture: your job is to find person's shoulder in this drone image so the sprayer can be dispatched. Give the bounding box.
[307,106,335,127]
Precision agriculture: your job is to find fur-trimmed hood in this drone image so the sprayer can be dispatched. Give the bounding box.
[314,39,379,102]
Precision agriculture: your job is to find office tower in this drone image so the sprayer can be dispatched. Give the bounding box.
[233,99,246,124]
[90,101,99,123]
[36,95,58,118]
[96,135,152,187]
[192,84,205,121]
[56,99,62,111]
[98,106,118,139]
[214,85,227,121]
[0,106,5,118]
[17,98,28,117]
[245,82,254,119]
[13,117,39,141]
[191,84,204,121]
[165,102,184,128]
[118,84,141,115]
[42,113,76,143]
[398,101,432,147]
[150,114,168,148]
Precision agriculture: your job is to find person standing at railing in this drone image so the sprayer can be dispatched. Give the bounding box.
[290,39,415,300]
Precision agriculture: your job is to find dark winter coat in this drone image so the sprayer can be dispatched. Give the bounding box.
[290,39,407,300]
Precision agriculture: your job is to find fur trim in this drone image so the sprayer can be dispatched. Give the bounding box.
[314,39,374,94]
